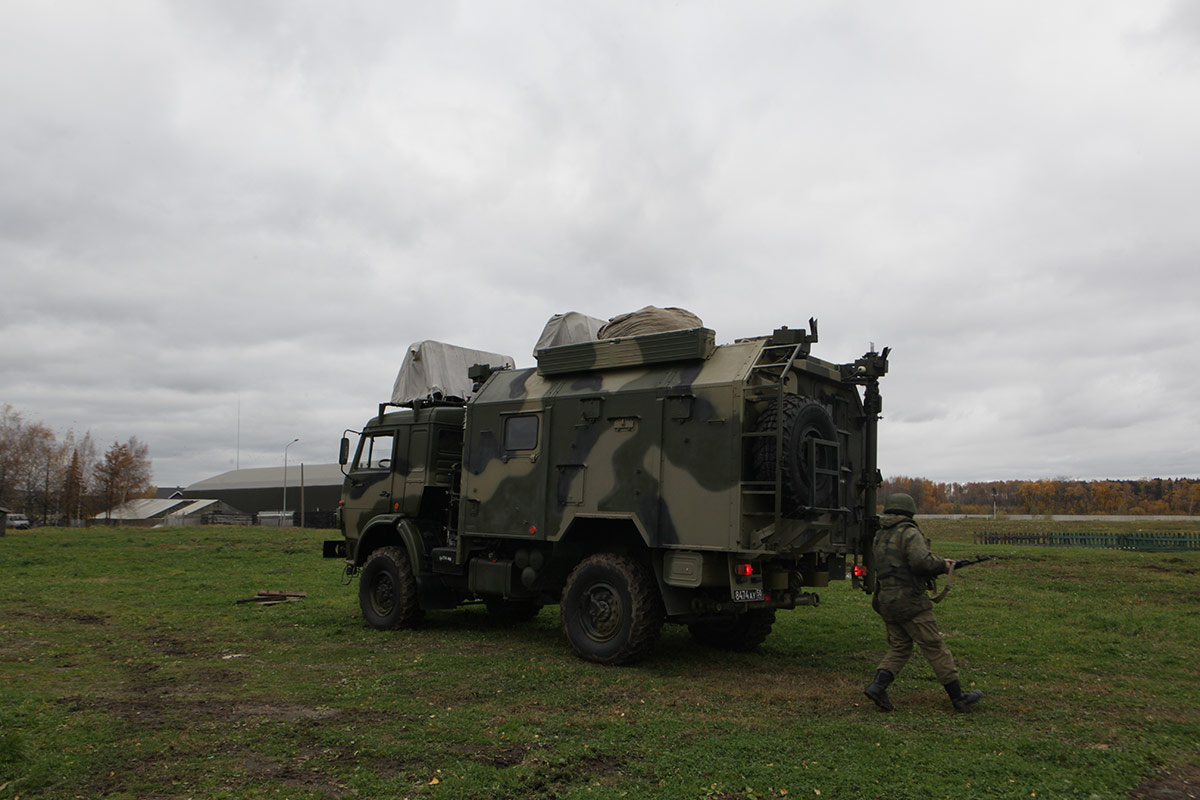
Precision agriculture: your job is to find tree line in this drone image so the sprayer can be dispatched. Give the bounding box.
[4,401,1197,522]
[0,405,154,525]
[881,474,1200,516]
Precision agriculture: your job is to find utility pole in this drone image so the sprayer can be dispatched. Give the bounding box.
[283,438,299,526]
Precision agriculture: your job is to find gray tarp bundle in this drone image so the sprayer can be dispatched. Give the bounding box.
[397,309,706,403]
[532,312,606,356]
[391,341,515,405]
[534,306,705,357]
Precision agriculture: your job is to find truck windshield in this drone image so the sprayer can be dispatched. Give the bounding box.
[354,432,395,471]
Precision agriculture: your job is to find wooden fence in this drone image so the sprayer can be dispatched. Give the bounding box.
[973,532,1200,552]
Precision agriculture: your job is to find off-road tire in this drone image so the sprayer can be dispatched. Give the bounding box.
[484,597,544,623]
[560,553,665,665]
[358,546,425,630]
[751,395,838,511]
[688,608,777,652]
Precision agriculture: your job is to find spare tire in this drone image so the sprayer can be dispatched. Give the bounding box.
[752,395,839,512]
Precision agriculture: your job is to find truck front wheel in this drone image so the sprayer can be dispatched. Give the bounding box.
[560,553,664,665]
[359,546,425,630]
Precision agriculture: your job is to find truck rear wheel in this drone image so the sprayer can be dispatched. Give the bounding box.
[560,553,664,665]
[688,608,777,651]
[752,395,838,511]
[359,546,425,630]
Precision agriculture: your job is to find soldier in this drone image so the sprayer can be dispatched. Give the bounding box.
[863,493,984,713]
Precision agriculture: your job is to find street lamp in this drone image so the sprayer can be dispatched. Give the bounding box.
[283,438,299,525]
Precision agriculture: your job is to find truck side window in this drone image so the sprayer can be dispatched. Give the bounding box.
[354,432,395,471]
[503,414,539,451]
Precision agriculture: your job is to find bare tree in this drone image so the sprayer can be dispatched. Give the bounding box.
[14,421,57,521]
[94,437,153,519]
[0,405,27,509]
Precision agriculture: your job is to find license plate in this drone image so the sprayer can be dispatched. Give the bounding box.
[733,588,764,602]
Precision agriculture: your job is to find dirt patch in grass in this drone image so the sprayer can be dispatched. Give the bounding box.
[60,693,348,729]
[450,741,532,768]
[1128,762,1200,799]
[232,702,343,722]
[82,743,356,800]
[240,750,352,798]
[516,752,641,796]
[581,753,629,773]
[0,639,49,657]
[662,662,866,715]
[146,633,192,656]
[6,607,55,622]
[6,606,111,625]
[1140,564,1199,576]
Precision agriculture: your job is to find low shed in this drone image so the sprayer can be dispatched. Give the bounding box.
[93,498,197,525]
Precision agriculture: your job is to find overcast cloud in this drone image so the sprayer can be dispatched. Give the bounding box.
[3,1,1198,488]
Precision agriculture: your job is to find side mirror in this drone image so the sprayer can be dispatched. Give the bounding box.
[339,437,350,466]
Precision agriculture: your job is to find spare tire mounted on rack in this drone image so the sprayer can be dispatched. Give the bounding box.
[752,395,839,512]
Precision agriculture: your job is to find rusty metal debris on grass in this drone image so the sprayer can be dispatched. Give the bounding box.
[237,590,307,606]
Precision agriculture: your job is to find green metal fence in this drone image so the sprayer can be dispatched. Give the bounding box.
[972,532,1200,552]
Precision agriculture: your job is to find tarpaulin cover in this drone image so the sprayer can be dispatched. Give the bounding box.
[391,341,515,405]
[532,311,606,356]
[597,306,704,339]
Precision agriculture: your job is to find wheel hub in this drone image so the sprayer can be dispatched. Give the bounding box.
[371,573,396,614]
[580,582,622,642]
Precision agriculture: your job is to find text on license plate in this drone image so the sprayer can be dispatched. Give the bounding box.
[733,588,764,602]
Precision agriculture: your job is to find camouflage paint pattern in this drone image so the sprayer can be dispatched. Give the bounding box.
[459,329,872,563]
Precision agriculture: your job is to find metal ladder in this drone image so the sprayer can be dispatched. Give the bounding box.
[739,340,812,533]
[739,337,846,550]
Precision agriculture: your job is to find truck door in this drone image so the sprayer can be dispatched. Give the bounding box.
[344,427,407,537]
[461,408,547,538]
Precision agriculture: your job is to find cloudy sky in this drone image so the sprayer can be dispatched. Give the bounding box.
[3,1,1198,488]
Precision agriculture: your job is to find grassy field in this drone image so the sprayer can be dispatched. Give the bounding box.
[2,520,1198,800]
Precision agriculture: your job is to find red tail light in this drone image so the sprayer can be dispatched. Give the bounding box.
[853,565,867,578]
[735,563,755,577]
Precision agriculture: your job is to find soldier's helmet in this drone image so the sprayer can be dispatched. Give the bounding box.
[883,492,917,516]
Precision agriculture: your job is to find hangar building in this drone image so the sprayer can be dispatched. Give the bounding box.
[182,464,344,518]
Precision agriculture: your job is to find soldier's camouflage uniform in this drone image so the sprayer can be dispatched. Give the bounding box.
[871,513,958,683]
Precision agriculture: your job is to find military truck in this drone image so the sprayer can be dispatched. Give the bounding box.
[324,317,888,664]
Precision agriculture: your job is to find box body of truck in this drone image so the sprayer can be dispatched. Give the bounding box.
[327,323,887,663]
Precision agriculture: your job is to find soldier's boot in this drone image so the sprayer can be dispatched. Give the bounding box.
[864,669,896,712]
[944,680,983,712]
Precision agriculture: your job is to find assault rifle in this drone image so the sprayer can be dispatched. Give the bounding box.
[952,554,996,569]
[928,554,996,602]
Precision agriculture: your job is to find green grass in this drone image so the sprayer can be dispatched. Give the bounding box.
[2,521,1198,799]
